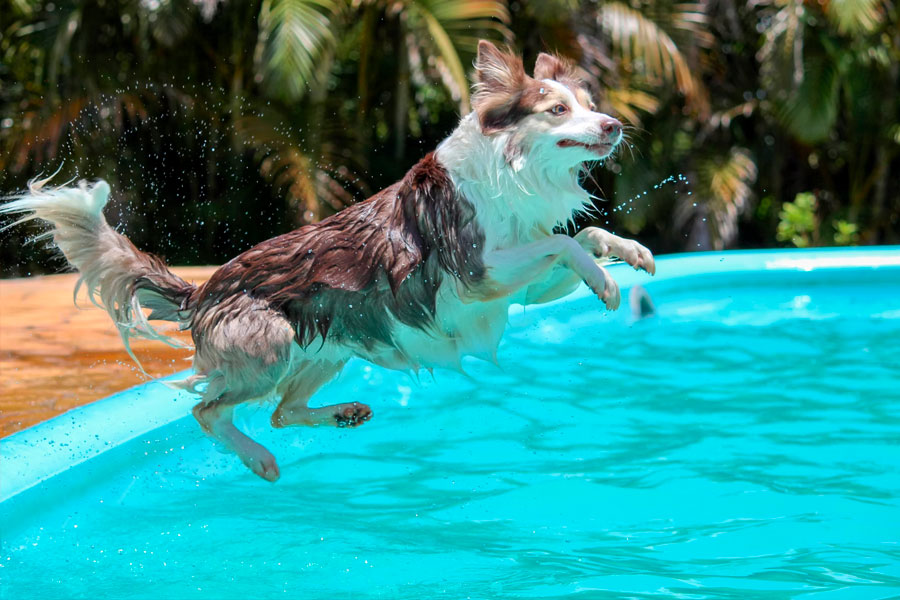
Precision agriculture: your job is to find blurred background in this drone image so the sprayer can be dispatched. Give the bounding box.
[1,0,898,277]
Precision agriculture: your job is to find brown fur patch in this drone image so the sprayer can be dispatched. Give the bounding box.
[472,43,596,134]
[534,52,594,110]
[472,41,544,134]
[192,153,485,351]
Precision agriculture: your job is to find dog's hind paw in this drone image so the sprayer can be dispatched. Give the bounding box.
[335,402,373,428]
[236,441,280,482]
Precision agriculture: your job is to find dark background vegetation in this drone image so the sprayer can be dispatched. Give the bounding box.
[1,0,898,277]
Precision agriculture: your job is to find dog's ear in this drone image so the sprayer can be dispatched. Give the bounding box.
[475,40,524,93]
[473,40,529,134]
[533,52,578,83]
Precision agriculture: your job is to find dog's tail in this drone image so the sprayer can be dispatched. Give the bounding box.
[1,177,197,370]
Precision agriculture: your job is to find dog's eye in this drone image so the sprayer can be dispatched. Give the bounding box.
[549,104,568,116]
[588,102,597,112]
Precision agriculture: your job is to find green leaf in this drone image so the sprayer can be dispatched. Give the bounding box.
[833,219,860,245]
[405,0,509,113]
[257,0,339,102]
[776,192,819,247]
[825,0,884,35]
[777,53,840,143]
[598,1,709,115]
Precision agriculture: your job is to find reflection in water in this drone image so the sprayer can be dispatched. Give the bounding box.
[630,284,656,320]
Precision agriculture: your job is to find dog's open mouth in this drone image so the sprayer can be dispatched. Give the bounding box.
[557,139,613,156]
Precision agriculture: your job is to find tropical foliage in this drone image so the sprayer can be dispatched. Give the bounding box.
[1,0,898,276]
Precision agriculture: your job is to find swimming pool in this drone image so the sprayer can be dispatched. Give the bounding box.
[2,248,899,598]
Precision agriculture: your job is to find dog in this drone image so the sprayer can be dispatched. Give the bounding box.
[2,41,654,481]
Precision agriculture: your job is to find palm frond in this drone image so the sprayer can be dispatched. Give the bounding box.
[233,108,365,223]
[776,53,840,143]
[4,92,156,172]
[757,1,842,143]
[405,0,510,112]
[235,112,320,222]
[598,1,709,116]
[256,0,339,102]
[824,0,884,34]
[676,148,757,249]
[757,0,805,90]
[604,87,660,125]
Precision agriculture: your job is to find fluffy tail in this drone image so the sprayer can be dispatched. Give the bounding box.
[1,177,197,370]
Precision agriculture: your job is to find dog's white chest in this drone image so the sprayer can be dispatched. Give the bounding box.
[360,286,511,372]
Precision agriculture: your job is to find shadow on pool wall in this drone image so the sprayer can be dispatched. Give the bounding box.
[2,247,899,599]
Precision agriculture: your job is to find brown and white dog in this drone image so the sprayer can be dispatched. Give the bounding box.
[3,41,654,481]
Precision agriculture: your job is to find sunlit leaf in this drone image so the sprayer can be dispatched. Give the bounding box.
[825,0,884,34]
[257,0,339,102]
[404,0,509,112]
[605,87,659,125]
[598,1,709,116]
[677,148,757,249]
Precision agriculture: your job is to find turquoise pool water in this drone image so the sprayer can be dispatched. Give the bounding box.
[2,249,899,598]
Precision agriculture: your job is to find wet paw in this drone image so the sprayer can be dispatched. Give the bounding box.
[616,239,655,275]
[240,447,280,482]
[583,264,620,311]
[581,228,655,275]
[335,402,373,428]
[599,272,621,311]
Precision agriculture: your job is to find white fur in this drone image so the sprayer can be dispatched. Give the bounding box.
[436,80,622,254]
[1,178,189,371]
[360,95,624,374]
[436,113,593,250]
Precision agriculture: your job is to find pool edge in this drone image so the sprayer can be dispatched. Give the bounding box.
[1,372,196,502]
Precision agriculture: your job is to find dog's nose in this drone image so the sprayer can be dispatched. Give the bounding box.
[600,116,622,141]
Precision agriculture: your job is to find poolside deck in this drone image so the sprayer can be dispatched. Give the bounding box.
[0,267,216,437]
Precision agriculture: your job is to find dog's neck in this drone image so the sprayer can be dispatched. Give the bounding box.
[435,113,593,250]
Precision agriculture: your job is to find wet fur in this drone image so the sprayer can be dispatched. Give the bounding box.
[195,153,485,353]
[2,42,655,481]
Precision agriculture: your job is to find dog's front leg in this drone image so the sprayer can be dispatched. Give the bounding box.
[523,264,581,305]
[474,234,620,310]
[575,227,656,275]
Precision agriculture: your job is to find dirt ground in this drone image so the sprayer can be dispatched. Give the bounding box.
[0,267,217,437]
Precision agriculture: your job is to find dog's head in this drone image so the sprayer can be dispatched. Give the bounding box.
[472,40,622,169]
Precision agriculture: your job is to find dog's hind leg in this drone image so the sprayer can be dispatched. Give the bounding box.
[193,392,282,481]
[271,361,373,429]
[191,298,294,481]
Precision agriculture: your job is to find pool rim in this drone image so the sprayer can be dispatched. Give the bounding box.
[3,245,899,503]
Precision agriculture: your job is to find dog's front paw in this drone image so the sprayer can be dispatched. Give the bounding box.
[579,228,656,275]
[583,264,620,311]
